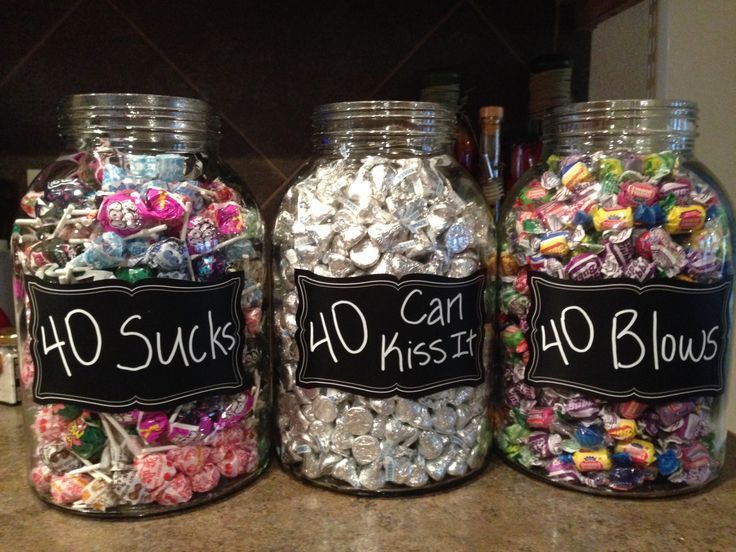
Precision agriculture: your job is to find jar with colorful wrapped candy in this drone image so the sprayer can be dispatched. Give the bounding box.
[496,99,733,495]
[13,94,269,515]
[273,101,495,493]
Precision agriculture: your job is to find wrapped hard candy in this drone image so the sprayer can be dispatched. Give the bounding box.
[15,95,268,516]
[134,453,177,491]
[50,473,91,504]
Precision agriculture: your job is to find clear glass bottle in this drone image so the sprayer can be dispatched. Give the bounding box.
[506,55,572,191]
[478,106,504,220]
[273,101,495,493]
[497,100,733,496]
[13,93,270,515]
[420,72,479,177]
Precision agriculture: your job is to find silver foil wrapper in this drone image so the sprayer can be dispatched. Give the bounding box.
[275,154,492,490]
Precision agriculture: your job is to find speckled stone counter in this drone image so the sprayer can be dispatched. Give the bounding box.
[1,404,734,551]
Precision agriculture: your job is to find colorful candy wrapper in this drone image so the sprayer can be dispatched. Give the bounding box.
[50,473,92,504]
[134,453,177,490]
[572,449,612,472]
[155,473,193,506]
[98,192,148,236]
[190,462,221,493]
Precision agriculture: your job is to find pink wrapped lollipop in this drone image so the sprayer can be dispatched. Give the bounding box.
[98,192,148,236]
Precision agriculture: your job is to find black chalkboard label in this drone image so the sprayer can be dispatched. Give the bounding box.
[26,273,246,411]
[295,269,486,398]
[526,272,732,400]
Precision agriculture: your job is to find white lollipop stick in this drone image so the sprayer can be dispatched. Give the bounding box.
[180,181,218,198]
[57,265,74,285]
[190,235,248,260]
[51,266,91,275]
[168,404,184,425]
[14,218,42,227]
[179,203,191,242]
[50,205,75,239]
[67,462,102,475]
[252,370,262,414]
[139,445,178,455]
[100,416,122,463]
[101,413,143,456]
[65,216,95,226]
[69,450,112,483]
[124,224,168,241]
[179,204,196,280]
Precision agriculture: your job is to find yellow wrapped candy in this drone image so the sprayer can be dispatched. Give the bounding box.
[615,439,656,466]
[607,419,638,441]
[665,205,706,234]
[592,205,634,232]
[573,449,612,472]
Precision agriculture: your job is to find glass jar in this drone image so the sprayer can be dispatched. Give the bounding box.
[12,93,269,515]
[496,99,733,496]
[273,101,495,493]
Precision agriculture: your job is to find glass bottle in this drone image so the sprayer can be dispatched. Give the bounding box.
[497,99,733,496]
[13,93,270,515]
[506,55,572,191]
[273,101,495,493]
[478,106,504,220]
[420,72,479,176]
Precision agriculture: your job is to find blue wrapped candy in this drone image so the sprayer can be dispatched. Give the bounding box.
[155,154,186,182]
[126,154,158,179]
[79,232,126,269]
[574,424,605,449]
[126,238,151,259]
[657,449,682,477]
[146,238,189,271]
[101,164,131,193]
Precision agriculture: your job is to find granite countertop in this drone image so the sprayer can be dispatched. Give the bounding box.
[1,404,734,551]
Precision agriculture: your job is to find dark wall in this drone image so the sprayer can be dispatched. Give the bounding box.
[0,0,590,224]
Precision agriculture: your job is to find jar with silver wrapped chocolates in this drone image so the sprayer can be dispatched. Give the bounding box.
[273,101,495,493]
[497,100,734,496]
[13,94,270,515]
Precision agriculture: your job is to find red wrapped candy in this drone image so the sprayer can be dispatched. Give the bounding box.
[49,473,91,504]
[167,445,210,476]
[207,425,245,448]
[215,446,246,478]
[245,307,262,337]
[212,445,254,478]
[31,463,53,494]
[513,269,529,295]
[134,453,177,490]
[190,462,221,493]
[33,406,70,443]
[155,472,193,505]
[201,179,240,203]
[634,230,653,261]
